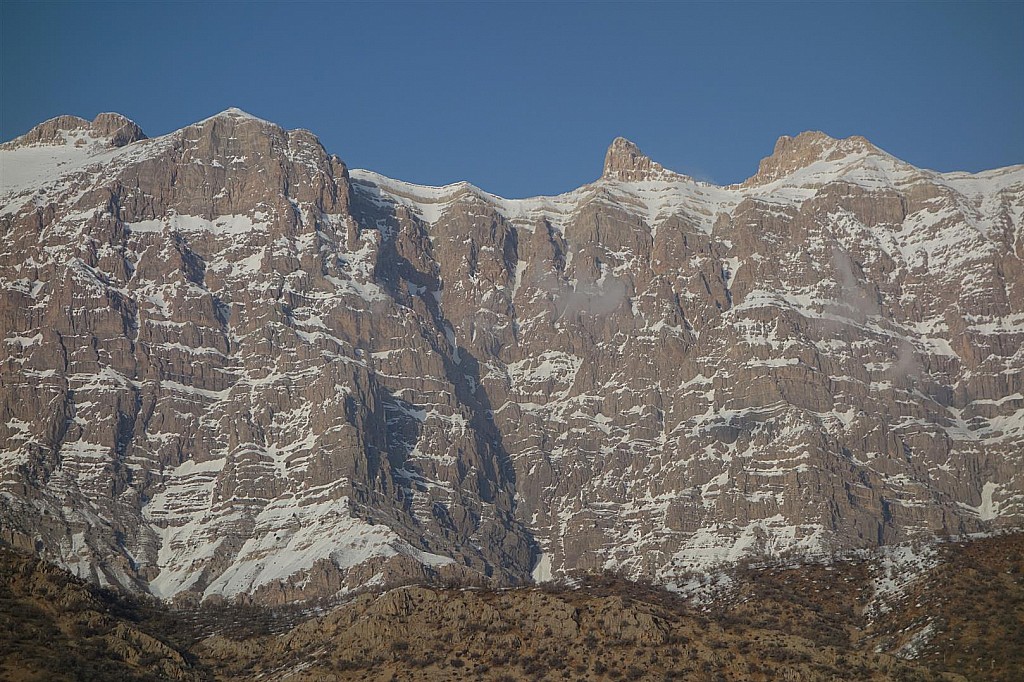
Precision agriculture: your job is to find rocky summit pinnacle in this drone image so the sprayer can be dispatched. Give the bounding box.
[1,112,146,150]
[0,110,1022,605]
[601,136,676,181]
[744,130,885,186]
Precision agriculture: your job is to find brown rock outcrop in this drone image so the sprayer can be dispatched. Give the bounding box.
[0,112,146,150]
[602,136,676,181]
[744,130,881,185]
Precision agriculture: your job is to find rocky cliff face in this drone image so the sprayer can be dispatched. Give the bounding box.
[1,109,1022,602]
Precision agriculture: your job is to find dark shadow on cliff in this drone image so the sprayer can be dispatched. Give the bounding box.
[348,178,538,583]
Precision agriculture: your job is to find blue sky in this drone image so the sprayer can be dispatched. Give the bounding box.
[2,1,1022,197]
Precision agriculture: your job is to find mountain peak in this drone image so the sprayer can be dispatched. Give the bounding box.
[602,137,675,181]
[189,108,276,132]
[219,107,261,120]
[90,113,147,147]
[744,130,883,186]
[2,112,145,150]
[208,107,271,124]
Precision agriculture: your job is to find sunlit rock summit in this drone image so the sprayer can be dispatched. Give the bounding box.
[1,109,1021,603]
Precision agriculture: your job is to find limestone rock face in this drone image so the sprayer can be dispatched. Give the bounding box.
[602,136,676,181]
[1,113,1022,602]
[1,112,146,150]
[743,130,879,186]
[89,113,147,147]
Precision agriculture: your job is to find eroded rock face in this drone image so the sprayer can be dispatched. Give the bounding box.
[743,130,878,186]
[602,136,677,181]
[0,113,147,150]
[1,111,1021,602]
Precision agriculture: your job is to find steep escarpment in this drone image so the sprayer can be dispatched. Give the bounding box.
[0,109,533,601]
[1,109,1022,602]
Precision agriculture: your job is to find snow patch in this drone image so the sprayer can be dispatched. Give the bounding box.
[532,552,553,583]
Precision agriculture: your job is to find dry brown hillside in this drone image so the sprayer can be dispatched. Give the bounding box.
[2,533,1022,681]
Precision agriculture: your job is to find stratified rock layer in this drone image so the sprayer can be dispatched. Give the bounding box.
[1,110,1022,601]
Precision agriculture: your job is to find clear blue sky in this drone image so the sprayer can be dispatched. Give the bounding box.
[2,1,1022,197]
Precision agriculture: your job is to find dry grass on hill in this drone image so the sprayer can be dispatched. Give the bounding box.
[1,533,1021,681]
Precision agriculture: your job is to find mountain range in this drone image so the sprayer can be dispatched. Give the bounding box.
[0,108,1021,604]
